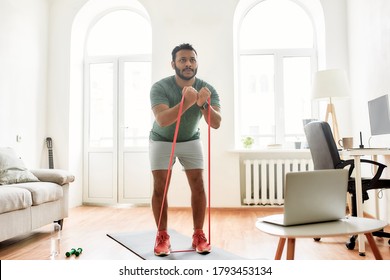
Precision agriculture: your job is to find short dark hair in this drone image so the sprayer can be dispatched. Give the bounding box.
[171,43,197,61]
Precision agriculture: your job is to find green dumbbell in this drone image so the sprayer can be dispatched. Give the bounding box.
[75,247,83,257]
[65,248,76,257]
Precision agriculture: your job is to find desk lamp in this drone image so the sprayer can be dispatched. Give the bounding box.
[312,69,350,146]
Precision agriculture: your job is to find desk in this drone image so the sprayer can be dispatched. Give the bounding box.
[342,148,390,254]
[256,216,387,260]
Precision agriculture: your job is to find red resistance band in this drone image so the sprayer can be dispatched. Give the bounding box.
[155,95,212,253]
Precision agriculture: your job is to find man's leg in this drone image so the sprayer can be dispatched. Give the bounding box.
[152,170,171,230]
[152,170,171,256]
[185,169,211,253]
[185,169,207,229]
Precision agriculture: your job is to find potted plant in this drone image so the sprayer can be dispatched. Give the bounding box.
[242,136,254,149]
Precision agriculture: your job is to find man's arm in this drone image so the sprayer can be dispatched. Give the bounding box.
[200,105,221,129]
[197,87,221,129]
[152,87,198,127]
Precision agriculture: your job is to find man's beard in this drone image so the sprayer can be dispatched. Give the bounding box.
[174,65,197,81]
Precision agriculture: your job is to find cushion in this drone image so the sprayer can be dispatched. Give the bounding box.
[0,186,33,214]
[13,182,63,205]
[30,169,75,186]
[0,147,39,185]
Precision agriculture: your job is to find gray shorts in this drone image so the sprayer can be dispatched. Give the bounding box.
[149,139,204,171]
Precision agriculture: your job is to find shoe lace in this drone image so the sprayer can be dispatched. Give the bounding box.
[193,232,207,244]
[156,233,169,246]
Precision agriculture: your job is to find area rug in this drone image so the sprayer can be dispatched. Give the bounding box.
[107,229,245,260]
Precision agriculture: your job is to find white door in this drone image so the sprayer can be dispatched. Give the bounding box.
[83,57,152,204]
[118,59,152,204]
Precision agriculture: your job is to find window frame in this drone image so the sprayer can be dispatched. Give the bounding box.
[235,2,319,149]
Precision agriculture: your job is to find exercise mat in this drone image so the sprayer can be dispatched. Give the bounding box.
[107,229,245,260]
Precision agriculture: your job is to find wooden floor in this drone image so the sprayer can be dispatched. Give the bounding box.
[0,205,389,260]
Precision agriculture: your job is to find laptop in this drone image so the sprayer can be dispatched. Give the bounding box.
[261,169,349,226]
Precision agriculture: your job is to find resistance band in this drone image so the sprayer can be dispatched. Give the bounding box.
[155,95,212,253]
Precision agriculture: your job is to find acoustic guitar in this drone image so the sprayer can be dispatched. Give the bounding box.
[46,137,54,169]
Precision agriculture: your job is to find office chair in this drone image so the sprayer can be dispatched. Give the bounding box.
[304,121,390,249]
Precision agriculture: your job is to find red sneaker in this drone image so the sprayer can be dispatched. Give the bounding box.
[192,229,211,254]
[154,231,171,256]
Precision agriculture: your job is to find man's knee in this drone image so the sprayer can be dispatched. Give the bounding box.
[152,171,169,193]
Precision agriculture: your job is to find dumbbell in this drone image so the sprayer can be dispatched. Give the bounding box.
[75,248,83,256]
[65,247,83,257]
[65,248,76,257]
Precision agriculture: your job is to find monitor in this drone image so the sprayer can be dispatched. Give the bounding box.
[368,94,390,136]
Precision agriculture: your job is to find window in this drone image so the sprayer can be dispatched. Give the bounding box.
[86,10,151,56]
[71,1,153,204]
[85,9,152,149]
[236,0,317,149]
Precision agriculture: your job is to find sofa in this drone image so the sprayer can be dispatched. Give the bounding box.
[0,147,74,242]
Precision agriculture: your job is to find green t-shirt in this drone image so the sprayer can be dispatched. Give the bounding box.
[149,76,220,142]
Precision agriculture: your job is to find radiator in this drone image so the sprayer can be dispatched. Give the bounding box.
[243,159,314,206]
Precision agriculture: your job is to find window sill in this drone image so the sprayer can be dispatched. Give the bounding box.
[228,148,311,154]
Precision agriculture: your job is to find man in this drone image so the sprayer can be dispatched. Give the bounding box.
[149,43,221,256]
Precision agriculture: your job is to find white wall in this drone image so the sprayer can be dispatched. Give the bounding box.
[0,0,48,167]
[347,0,390,220]
[320,0,352,137]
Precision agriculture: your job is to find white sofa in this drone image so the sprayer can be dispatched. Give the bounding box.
[0,147,74,242]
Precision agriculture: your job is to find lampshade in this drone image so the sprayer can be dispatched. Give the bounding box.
[312,69,350,99]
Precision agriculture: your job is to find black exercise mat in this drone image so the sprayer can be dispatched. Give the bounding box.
[107,229,245,260]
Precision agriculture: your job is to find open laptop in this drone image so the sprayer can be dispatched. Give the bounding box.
[261,169,349,226]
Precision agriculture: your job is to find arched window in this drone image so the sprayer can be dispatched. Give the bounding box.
[235,0,321,149]
[81,6,153,204]
[86,10,151,56]
[85,9,152,148]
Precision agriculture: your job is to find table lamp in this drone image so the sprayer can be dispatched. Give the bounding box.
[312,69,350,146]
